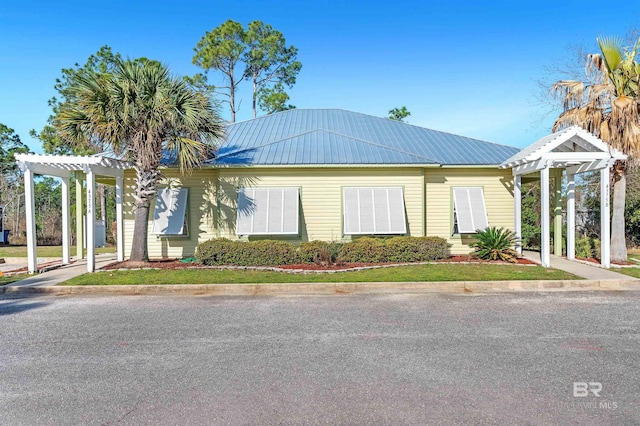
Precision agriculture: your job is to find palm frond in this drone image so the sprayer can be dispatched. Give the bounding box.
[597,37,624,73]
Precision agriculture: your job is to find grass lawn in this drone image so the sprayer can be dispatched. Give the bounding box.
[0,273,28,286]
[613,267,640,279]
[0,245,115,258]
[62,264,580,286]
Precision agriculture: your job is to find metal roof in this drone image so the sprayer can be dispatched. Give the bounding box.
[210,109,519,167]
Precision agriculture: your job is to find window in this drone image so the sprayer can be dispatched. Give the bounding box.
[343,187,407,235]
[236,188,299,235]
[452,187,488,234]
[151,187,189,235]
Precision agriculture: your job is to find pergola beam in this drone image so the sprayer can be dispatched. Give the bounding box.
[512,159,549,176]
[565,158,611,175]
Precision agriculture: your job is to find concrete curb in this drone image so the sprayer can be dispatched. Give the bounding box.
[2,279,639,296]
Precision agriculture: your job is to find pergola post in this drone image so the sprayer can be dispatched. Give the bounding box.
[86,168,96,272]
[116,175,124,262]
[540,165,551,267]
[553,170,563,256]
[600,167,611,268]
[566,173,576,260]
[76,172,84,260]
[61,176,71,265]
[514,174,522,255]
[24,167,37,274]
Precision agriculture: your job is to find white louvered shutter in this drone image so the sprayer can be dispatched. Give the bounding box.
[151,188,188,235]
[343,187,407,235]
[236,188,299,235]
[453,187,488,233]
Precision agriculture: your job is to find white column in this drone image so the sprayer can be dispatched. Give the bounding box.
[76,173,84,260]
[540,166,551,267]
[553,171,563,256]
[566,173,576,260]
[514,174,522,255]
[116,175,124,262]
[61,176,71,264]
[600,167,611,268]
[86,168,96,272]
[24,167,37,274]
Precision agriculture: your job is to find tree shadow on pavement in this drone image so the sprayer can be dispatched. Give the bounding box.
[0,295,50,315]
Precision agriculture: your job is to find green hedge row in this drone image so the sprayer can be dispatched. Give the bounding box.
[195,236,452,266]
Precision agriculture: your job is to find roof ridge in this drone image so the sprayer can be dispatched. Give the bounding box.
[227,109,519,152]
[218,128,439,164]
[317,128,440,164]
[216,128,321,159]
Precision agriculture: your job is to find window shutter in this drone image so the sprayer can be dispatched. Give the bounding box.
[453,187,488,233]
[236,188,299,235]
[343,187,406,235]
[343,188,361,234]
[151,188,188,235]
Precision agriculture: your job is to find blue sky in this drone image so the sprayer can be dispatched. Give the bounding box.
[1,0,638,153]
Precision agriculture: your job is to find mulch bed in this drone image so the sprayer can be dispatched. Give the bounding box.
[437,255,537,265]
[576,257,635,266]
[101,255,537,271]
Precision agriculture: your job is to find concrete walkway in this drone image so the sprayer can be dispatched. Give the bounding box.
[522,250,634,280]
[5,254,117,287]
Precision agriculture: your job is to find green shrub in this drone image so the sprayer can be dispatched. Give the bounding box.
[298,240,330,263]
[338,236,450,263]
[384,236,450,262]
[327,242,344,263]
[246,240,298,266]
[469,227,518,263]
[195,238,298,266]
[298,240,346,264]
[338,237,387,263]
[195,238,239,265]
[575,237,601,259]
[196,236,451,266]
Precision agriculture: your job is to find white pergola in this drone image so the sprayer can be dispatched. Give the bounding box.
[500,126,626,268]
[15,153,129,273]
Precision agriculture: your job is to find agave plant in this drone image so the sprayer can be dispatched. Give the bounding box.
[470,227,519,263]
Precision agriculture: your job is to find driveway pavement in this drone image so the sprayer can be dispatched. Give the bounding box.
[1,292,638,424]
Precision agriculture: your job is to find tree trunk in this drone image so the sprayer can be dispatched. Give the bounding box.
[129,166,159,262]
[130,204,150,262]
[230,77,236,123]
[610,163,627,262]
[252,76,257,118]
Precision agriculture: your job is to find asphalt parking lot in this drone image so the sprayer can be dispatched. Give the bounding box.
[1,292,639,425]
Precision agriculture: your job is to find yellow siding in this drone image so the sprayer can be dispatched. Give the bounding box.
[122,166,514,259]
[424,168,514,254]
[123,169,218,259]
[216,168,424,242]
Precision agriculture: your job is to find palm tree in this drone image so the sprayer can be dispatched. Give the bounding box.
[551,37,640,262]
[56,58,225,262]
